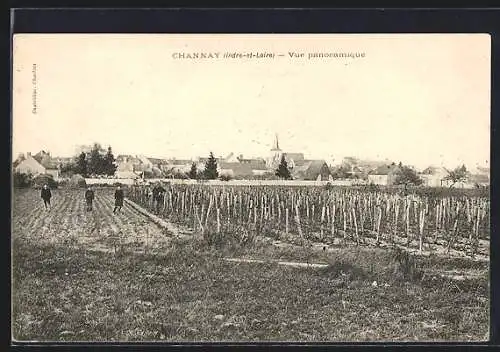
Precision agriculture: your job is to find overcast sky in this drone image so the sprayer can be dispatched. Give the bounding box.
[12,34,490,170]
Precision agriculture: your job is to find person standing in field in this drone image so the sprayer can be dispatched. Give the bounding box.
[145,184,153,207]
[152,182,166,214]
[114,185,124,213]
[85,186,95,211]
[40,184,52,210]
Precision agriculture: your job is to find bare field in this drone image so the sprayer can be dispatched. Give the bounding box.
[12,188,490,342]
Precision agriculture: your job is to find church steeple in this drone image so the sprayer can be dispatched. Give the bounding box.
[267,133,283,168]
[271,133,281,151]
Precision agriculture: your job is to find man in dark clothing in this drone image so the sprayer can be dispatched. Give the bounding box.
[152,183,166,214]
[85,187,95,211]
[114,185,124,213]
[41,184,52,210]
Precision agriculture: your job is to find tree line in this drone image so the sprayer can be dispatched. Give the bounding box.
[13,142,475,187]
[61,143,117,178]
[187,153,292,181]
[186,152,471,186]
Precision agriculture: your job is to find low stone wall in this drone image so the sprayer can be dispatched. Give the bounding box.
[147,179,331,187]
[85,178,136,186]
[84,178,366,187]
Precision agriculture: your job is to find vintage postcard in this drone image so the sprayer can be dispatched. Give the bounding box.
[12,34,490,342]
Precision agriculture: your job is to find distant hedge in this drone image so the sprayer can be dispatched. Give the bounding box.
[33,174,58,189]
[13,172,33,188]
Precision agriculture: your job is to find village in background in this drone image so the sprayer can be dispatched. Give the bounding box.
[12,134,490,189]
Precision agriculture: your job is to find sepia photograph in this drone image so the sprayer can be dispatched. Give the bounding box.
[11,33,490,342]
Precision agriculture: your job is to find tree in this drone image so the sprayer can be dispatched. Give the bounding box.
[203,152,219,180]
[188,162,198,179]
[444,164,468,188]
[275,154,291,180]
[60,162,74,175]
[332,164,352,179]
[104,146,117,176]
[88,143,104,175]
[75,152,88,177]
[394,165,423,186]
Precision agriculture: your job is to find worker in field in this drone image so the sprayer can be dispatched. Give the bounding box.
[41,184,52,210]
[114,184,124,213]
[85,186,95,211]
[145,184,153,204]
[152,182,167,214]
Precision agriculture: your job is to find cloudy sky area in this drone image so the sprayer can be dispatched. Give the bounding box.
[13,34,490,170]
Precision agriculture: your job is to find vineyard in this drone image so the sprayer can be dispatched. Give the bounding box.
[12,187,490,341]
[128,184,490,258]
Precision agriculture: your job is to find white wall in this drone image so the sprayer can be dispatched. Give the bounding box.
[88,178,333,187]
[367,175,388,185]
[144,179,332,187]
[85,178,136,185]
[420,174,444,187]
[15,157,45,175]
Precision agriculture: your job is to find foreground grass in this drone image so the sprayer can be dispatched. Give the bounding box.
[12,238,489,342]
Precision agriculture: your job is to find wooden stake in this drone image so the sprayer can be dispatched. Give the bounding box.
[286,208,289,234]
[343,210,347,240]
[216,208,221,233]
[419,208,425,253]
[352,208,359,245]
[295,205,304,241]
[331,204,336,236]
[205,197,213,229]
[376,206,382,245]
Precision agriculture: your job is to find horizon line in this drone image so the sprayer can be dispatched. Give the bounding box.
[12,147,489,171]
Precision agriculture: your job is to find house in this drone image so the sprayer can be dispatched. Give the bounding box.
[168,159,193,166]
[219,161,269,179]
[14,151,60,179]
[224,153,240,163]
[367,164,402,186]
[33,151,60,178]
[292,160,332,181]
[116,155,139,172]
[468,166,490,187]
[147,157,169,169]
[283,153,305,169]
[115,155,153,178]
[419,166,450,187]
[198,156,226,165]
[162,159,194,176]
[340,157,391,179]
[145,157,169,177]
[13,153,26,169]
[124,155,153,174]
[136,155,154,170]
[14,153,46,175]
[237,155,265,164]
[219,162,253,179]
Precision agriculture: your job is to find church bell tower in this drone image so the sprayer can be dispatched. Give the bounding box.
[267,133,283,169]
